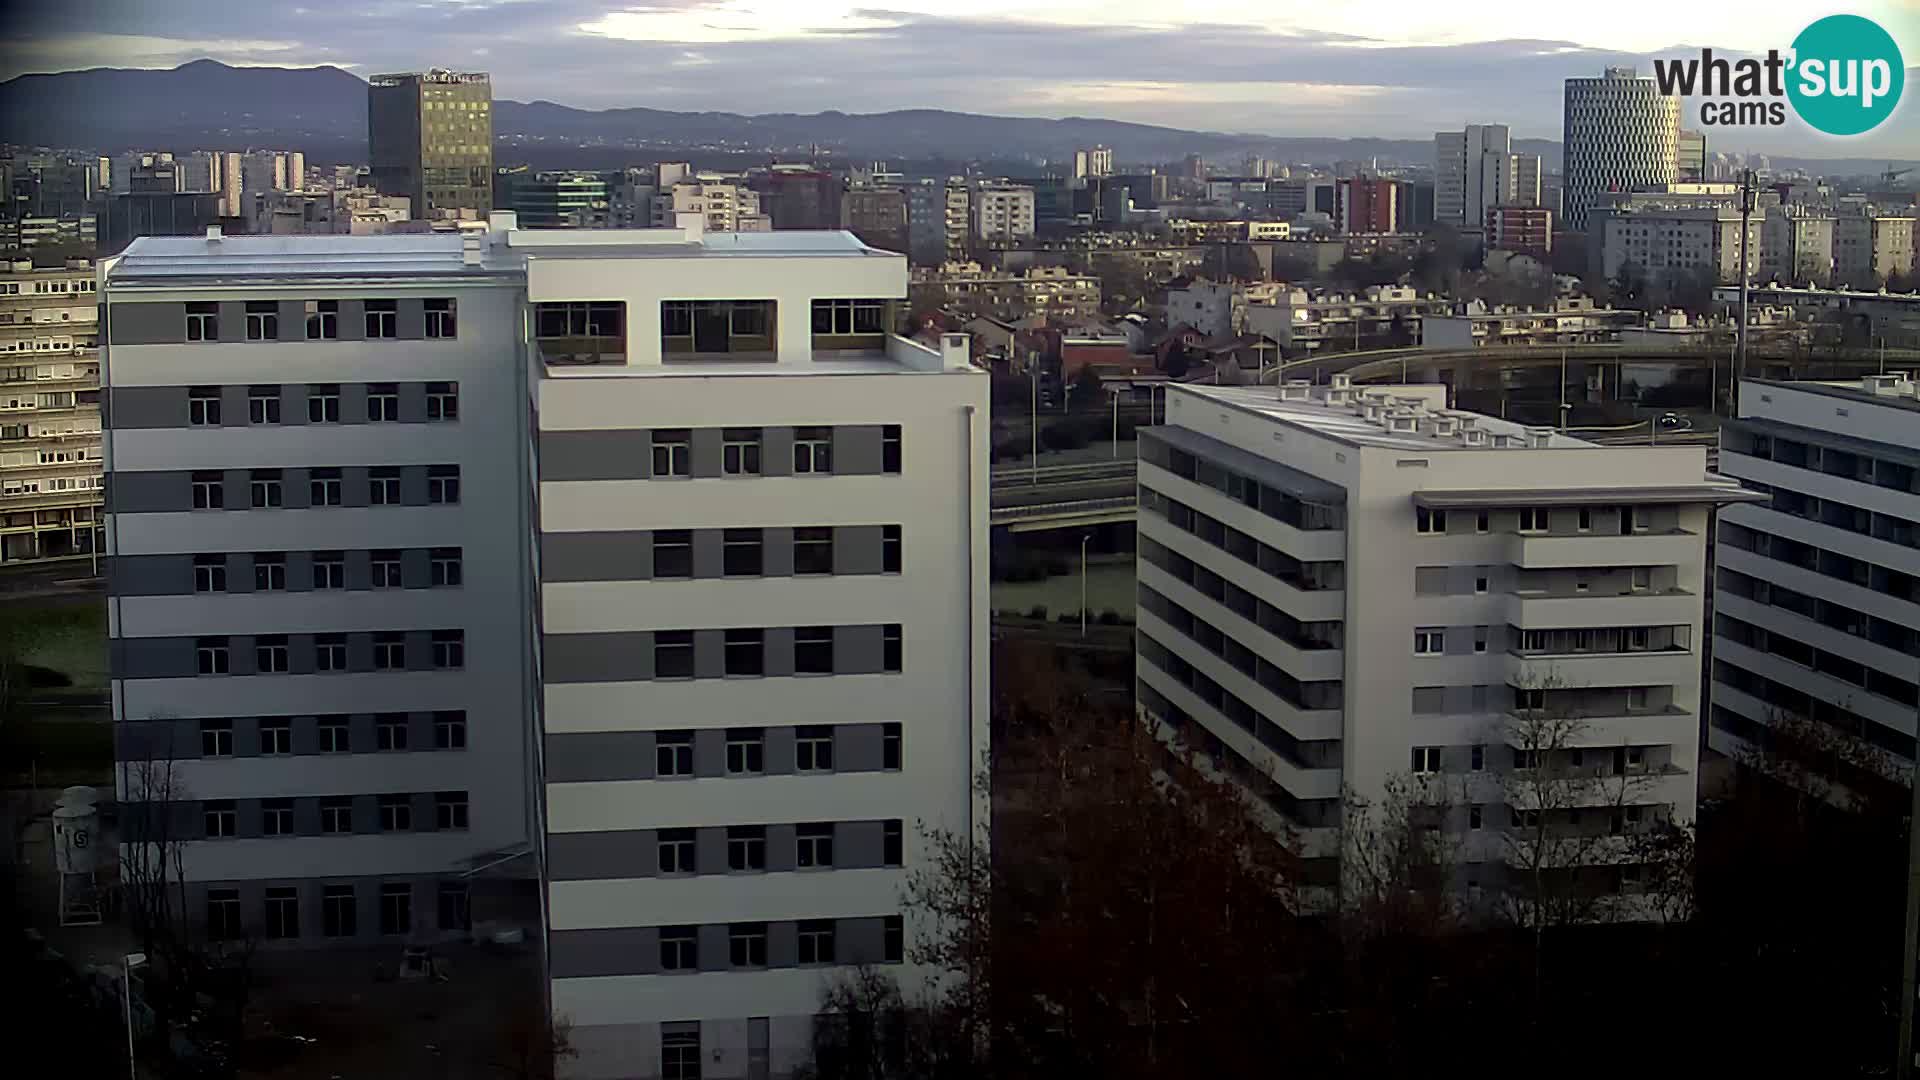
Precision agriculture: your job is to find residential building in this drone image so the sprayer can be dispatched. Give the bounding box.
[368,69,494,219]
[972,184,1036,245]
[1334,176,1400,235]
[1486,205,1554,257]
[1435,125,1542,229]
[1712,375,1920,795]
[911,262,1100,322]
[1165,281,1244,339]
[1418,297,1637,349]
[1075,146,1115,180]
[1833,209,1916,287]
[1714,285,1920,349]
[102,218,987,1078]
[1595,202,1760,284]
[607,169,658,229]
[1137,377,1755,901]
[1241,286,1450,353]
[241,152,291,199]
[1,258,102,564]
[1562,67,1680,231]
[1677,129,1708,182]
[1759,206,1835,286]
[840,186,908,254]
[906,179,965,266]
[511,173,610,229]
[220,152,243,218]
[651,176,770,233]
[754,166,842,231]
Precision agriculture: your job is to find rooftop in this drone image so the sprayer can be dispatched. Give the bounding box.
[1747,375,1920,414]
[1179,382,1588,452]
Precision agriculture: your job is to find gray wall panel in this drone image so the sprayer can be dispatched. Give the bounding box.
[767,921,798,967]
[693,728,725,779]
[111,554,188,597]
[539,430,651,481]
[761,426,794,477]
[695,827,726,875]
[108,470,186,515]
[834,425,884,475]
[117,636,197,679]
[548,830,654,881]
[541,532,649,583]
[107,386,187,429]
[219,385,248,427]
[399,466,429,507]
[762,527,794,576]
[216,301,246,343]
[838,724,884,772]
[336,299,365,341]
[764,626,795,678]
[689,427,724,479]
[835,624,885,675]
[397,298,426,340]
[840,917,886,965]
[764,725,796,774]
[108,302,183,345]
[766,823,797,873]
[546,732,655,782]
[397,381,428,422]
[693,630,725,680]
[339,383,368,424]
[550,928,656,978]
[834,526,884,575]
[544,632,652,683]
[837,821,885,869]
[691,529,723,579]
[697,924,729,973]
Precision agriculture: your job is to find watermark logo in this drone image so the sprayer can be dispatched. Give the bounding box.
[1652,14,1904,135]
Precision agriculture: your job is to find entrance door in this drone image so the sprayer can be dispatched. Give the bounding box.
[693,303,730,353]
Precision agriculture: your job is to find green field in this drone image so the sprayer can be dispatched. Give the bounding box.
[0,596,108,691]
[1,595,111,785]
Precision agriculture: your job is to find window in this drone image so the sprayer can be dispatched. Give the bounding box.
[812,298,887,335]
[379,794,412,832]
[299,717,345,759]
[249,551,287,591]
[424,298,456,338]
[249,469,283,508]
[424,380,458,421]
[259,717,292,755]
[725,629,764,677]
[653,530,692,578]
[369,467,401,505]
[797,823,834,868]
[432,630,465,669]
[656,731,694,777]
[1476,510,1489,533]
[307,467,343,506]
[883,624,903,672]
[796,626,834,674]
[883,723,902,770]
[1513,748,1541,771]
[1518,507,1549,533]
[1474,626,1488,654]
[536,300,624,341]
[655,630,695,679]
[1577,507,1592,532]
[651,429,690,477]
[188,386,221,425]
[729,923,768,968]
[725,728,764,774]
[1626,687,1650,712]
[727,825,766,871]
[380,883,412,935]
[367,383,399,421]
[322,885,356,937]
[305,300,338,340]
[262,798,294,836]
[1416,506,1446,534]
[207,889,242,939]
[882,424,902,473]
[1475,572,1489,594]
[433,710,467,750]
[1626,628,1650,652]
[1411,746,1442,774]
[196,636,230,675]
[883,525,901,573]
[884,819,904,866]
[437,883,470,932]
[428,465,460,504]
[307,383,340,422]
[1630,567,1651,592]
[193,554,227,593]
[662,1027,701,1080]
[1630,506,1650,532]
[192,471,224,509]
[1513,807,1541,829]
[1471,744,1486,771]
[377,714,409,751]
[1414,628,1444,655]
[185,302,218,341]
[312,552,345,590]
[1515,687,1545,712]
[430,547,462,587]
[723,528,762,576]
[434,791,469,830]
[660,926,698,971]
[373,632,405,670]
[365,299,398,338]
[200,717,234,756]
[204,799,237,838]
[265,887,299,938]
[796,725,834,771]
[243,300,279,341]
[722,428,761,475]
[797,920,836,965]
[793,527,833,575]
[1469,805,1484,831]
[658,829,695,874]
[367,546,403,586]
[794,426,832,473]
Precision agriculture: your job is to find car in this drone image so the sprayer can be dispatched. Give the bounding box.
[1657,412,1692,432]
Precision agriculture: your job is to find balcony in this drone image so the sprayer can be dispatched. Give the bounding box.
[1504,529,1700,569]
[1505,590,1699,629]
[1506,646,1696,690]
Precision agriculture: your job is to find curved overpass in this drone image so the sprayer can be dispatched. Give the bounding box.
[1256,342,1920,386]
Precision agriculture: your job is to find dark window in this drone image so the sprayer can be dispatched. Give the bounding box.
[793,527,833,575]
[425,380,458,420]
[653,530,693,578]
[722,428,761,475]
[265,887,299,938]
[377,713,409,751]
[434,711,467,749]
[247,385,280,423]
[259,717,292,754]
[378,794,412,831]
[320,797,353,833]
[883,623,902,672]
[727,825,766,871]
[367,383,399,422]
[726,728,764,774]
[424,298,457,338]
[371,550,402,587]
[185,302,218,341]
[797,823,834,868]
[656,731,694,776]
[662,1027,701,1080]
[796,626,834,674]
[430,547,463,586]
[307,383,341,422]
[655,630,695,678]
[365,299,398,338]
[193,554,226,593]
[883,819,904,866]
[651,429,690,477]
[321,885,356,936]
[435,791,469,830]
[660,926,697,970]
[255,634,290,672]
[196,636,230,675]
[428,465,460,504]
[188,386,221,425]
[794,426,832,473]
[797,920,836,965]
[200,717,233,756]
[203,799,237,838]
[379,883,412,935]
[253,551,286,590]
[432,630,465,669]
[882,424,901,473]
[318,716,350,753]
[206,888,242,939]
[262,797,293,834]
[884,915,904,963]
[437,882,470,931]
[243,301,278,340]
[796,726,834,771]
[249,469,283,508]
[729,923,768,968]
[725,629,764,676]
[191,471,223,509]
[882,525,901,573]
[305,300,338,340]
[313,552,345,589]
[658,829,695,874]
[811,298,887,335]
[882,723,902,770]
[372,631,405,669]
[309,467,342,506]
[723,528,762,576]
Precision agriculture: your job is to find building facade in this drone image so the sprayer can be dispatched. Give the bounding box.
[1711,375,1920,796]
[1136,378,1753,904]
[1485,206,1554,257]
[840,186,908,255]
[1562,67,1680,232]
[512,173,611,229]
[1334,176,1400,235]
[1833,210,1916,287]
[368,69,494,220]
[2,258,102,565]
[652,177,770,233]
[1596,203,1760,284]
[971,183,1036,244]
[1759,206,1835,286]
[1435,125,1542,229]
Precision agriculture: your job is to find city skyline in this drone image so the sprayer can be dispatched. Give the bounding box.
[0,0,1914,157]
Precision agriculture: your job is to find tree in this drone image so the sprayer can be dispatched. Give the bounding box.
[1066,367,1103,413]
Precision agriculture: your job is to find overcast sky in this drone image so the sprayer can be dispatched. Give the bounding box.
[3,0,1916,155]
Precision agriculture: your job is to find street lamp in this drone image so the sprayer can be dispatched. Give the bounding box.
[1111,389,1121,459]
[123,951,146,1080]
[1079,533,1092,638]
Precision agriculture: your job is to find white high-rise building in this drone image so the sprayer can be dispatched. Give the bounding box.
[1834,209,1917,287]
[649,176,770,233]
[1434,124,1542,228]
[1,258,103,565]
[102,217,988,1079]
[220,152,244,217]
[1562,67,1680,232]
[1135,378,1754,902]
[1712,375,1920,793]
[1759,206,1836,286]
[971,183,1035,244]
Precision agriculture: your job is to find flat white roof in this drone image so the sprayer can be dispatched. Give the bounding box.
[1176,383,1590,452]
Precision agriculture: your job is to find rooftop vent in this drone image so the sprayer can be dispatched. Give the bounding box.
[1324,387,1351,406]
[1363,402,1383,422]
[1330,372,1353,390]
[461,232,483,266]
[1431,416,1460,437]
[1390,413,1419,433]
[1526,426,1556,448]
[1279,379,1311,401]
[205,224,222,243]
[1864,372,1912,396]
[1461,427,1489,446]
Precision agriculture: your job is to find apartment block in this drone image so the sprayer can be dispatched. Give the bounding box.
[971,183,1035,245]
[651,176,770,233]
[1760,206,1836,286]
[1833,210,1916,287]
[1712,376,1920,793]
[2,258,103,564]
[1597,203,1761,284]
[1435,124,1541,228]
[1135,378,1755,901]
[103,218,989,1079]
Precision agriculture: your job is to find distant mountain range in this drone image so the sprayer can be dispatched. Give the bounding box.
[1,59,1909,177]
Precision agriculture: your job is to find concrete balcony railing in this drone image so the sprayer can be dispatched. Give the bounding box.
[1505,647,1697,690]
[1504,590,1701,629]
[1504,529,1702,569]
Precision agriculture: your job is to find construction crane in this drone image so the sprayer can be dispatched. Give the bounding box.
[1883,163,1914,187]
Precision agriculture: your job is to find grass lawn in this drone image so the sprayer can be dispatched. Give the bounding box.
[0,596,108,690]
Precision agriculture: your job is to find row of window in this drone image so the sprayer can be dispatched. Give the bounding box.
[649,915,904,974]
[1717,566,1919,659]
[1139,535,1343,650]
[1749,479,1920,551]
[1137,587,1344,712]
[1713,661,1917,759]
[641,526,900,578]
[1139,486,1346,591]
[194,548,462,592]
[1141,434,1348,531]
[189,466,460,509]
[1717,612,1919,708]
[187,382,458,425]
[1720,520,1920,603]
[199,791,469,838]
[1736,428,1920,497]
[651,820,906,876]
[647,625,902,678]
[206,880,470,942]
[1406,742,1648,777]
[184,299,456,342]
[646,723,902,777]
[646,425,902,477]
[199,712,466,756]
[1135,627,1338,773]
[1416,504,1658,536]
[193,630,464,675]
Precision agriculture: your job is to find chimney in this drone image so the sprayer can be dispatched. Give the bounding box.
[205,224,222,242]
[940,332,970,369]
[461,232,483,267]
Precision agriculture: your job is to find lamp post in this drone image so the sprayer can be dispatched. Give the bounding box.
[1111,389,1120,458]
[1079,533,1092,638]
[1029,359,1039,486]
[123,951,147,1080]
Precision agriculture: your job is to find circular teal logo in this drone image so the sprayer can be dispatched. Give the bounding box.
[1787,15,1904,135]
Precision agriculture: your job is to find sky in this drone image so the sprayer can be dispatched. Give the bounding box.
[2,0,1917,156]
